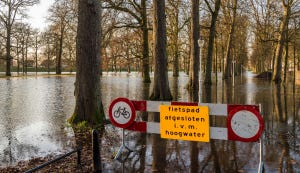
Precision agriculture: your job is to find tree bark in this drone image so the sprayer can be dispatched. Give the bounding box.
[150,1,172,172]
[168,0,181,77]
[70,0,104,127]
[6,25,12,76]
[150,0,172,100]
[141,0,151,83]
[56,25,64,74]
[272,2,290,84]
[283,26,289,83]
[187,0,200,92]
[35,35,38,74]
[204,0,221,86]
[223,0,237,79]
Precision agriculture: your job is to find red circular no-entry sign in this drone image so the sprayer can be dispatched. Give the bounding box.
[109,97,136,128]
[227,105,264,142]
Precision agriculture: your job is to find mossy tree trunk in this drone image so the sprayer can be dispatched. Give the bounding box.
[69,0,105,127]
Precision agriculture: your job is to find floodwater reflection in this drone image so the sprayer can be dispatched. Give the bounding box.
[0,76,75,167]
[100,71,300,172]
[0,72,299,172]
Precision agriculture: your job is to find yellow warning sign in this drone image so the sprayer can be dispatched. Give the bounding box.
[160,105,210,142]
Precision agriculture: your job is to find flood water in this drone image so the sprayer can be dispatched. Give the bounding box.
[0,72,299,172]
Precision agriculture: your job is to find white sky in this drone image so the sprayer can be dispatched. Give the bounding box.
[25,0,54,31]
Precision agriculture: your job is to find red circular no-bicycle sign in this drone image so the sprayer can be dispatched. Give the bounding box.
[109,97,136,128]
[227,105,264,142]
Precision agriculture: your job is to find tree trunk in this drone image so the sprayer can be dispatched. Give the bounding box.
[70,0,104,128]
[187,0,200,92]
[272,2,290,84]
[173,43,179,77]
[171,2,180,77]
[150,0,172,100]
[204,0,221,86]
[283,28,289,83]
[25,36,29,74]
[223,0,237,79]
[47,48,50,74]
[22,39,25,74]
[35,35,38,74]
[141,0,151,83]
[6,25,12,76]
[16,39,20,74]
[56,25,64,74]
[150,1,172,172]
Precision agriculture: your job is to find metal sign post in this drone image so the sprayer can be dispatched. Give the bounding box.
[109,98,134,163]
[198,39,204,103]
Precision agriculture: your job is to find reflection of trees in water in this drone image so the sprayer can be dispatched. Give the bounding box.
[1,80,39,166]
[130,83,150,172]
[151,113,167,172]
[204,85,221,172]
[197,80,257,172]
[2,142,40,165]
[0,78,75,167]
[198,139,255,172]
[188,87,199,172]
[274,84,294,172]
[1,79,14,165]
[99,73,299,172]
[166,140,188,172]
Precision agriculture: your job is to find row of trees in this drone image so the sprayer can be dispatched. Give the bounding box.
[100,0,300,84]
[0,0,77,75]
[1,0,300,83]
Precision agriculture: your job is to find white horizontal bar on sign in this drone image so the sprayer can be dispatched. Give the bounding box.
[147,122,160,134]
[199,103,228,116]
[210,127,228,140]
[146,101,171,112]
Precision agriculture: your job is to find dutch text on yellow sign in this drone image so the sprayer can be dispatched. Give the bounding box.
[160,105,210,142]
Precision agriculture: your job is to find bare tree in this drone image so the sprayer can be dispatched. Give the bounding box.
[0,0,39,76]
[32,30,39,73]
[41,30,56,73]
[13,22,32,74]
[166,0,190,77]
[103,0,151,83]
[223,0,238,79]
[47,0,76,74]
[249,0,278,73]
[272,0,293,83]
[203,0,221,85]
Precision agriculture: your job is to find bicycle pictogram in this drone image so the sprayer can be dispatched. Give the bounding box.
[114,106,130,119]
[109,97,136,128]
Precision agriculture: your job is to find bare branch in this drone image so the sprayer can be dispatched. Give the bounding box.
[204,0,214,14]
